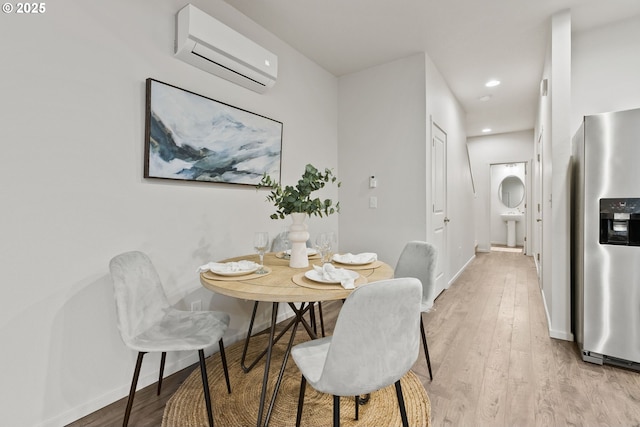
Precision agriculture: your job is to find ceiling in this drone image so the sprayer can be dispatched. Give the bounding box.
[223,0,640,137]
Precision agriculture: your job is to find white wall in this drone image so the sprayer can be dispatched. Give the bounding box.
[572,14,640,131]
[425,54,476,284]
[0,1,339,426]
[534,10,573,341]
[467,131,534,252]
[337,54,427,264]
[337,52,475,289]
[536,21,553,332]
[533,11,640,343]
[535,11,640,342]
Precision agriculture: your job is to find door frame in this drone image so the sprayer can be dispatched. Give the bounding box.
[488,161,528,251]
[534,131,543,285]
[430,119,447,296]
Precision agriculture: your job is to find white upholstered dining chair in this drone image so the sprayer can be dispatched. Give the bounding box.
[109,251,231,427]
[291,278,422,427]
[395,240,438,380]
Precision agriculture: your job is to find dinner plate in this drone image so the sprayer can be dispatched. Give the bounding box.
[210,267,258,276]
[304,268,359,284]
[285,248,318,256]
[332,253,376,266]
[209,262,259,276]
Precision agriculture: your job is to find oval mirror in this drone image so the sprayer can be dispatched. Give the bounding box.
[499,175,525,208]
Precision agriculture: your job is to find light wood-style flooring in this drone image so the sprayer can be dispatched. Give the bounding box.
[418,251,640,427]
[68,251,640,426]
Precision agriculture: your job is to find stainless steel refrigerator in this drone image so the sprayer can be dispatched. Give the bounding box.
[572,107,640,369]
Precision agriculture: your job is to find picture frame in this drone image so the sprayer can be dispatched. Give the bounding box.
[144,78,282,186]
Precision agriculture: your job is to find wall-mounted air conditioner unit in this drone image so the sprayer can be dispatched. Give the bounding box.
[175,4,278,93]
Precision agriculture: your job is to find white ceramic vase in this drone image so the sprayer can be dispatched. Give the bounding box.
[288,212,310,268]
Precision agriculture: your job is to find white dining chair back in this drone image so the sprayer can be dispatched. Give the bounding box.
[271,231,313,252]
[291,278,422,427]
[271,231,289,252]
[109,251,231,427]
[110,251,172,349]
[394,240,438,379]
[395,240,438,312]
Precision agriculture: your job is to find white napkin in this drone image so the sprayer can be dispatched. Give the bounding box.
[313,263,355,289]
[197,260,259,274]
[332,252,377,264]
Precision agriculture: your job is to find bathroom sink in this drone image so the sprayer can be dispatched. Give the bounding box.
[501,213,523,247]
[501,212,523,222]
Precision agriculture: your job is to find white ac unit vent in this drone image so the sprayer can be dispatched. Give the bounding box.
[175,4,278,93]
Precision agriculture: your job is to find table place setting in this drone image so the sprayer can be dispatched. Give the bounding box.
[292,263,367,291]
[198,260,272,281]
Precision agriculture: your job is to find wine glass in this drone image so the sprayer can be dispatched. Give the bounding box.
[280,228,291,259]
[325,231,337,262]
[315,232,329,264]
[254,232,269,274]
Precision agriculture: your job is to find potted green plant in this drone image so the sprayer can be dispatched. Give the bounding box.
[257,164,340,267]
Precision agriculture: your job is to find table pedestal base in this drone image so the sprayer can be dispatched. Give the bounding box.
[242,301,319,427]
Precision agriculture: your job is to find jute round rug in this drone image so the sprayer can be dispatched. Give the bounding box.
[162,331,431,427]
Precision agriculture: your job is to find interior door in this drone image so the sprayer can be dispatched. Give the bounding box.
[431,121,447,297]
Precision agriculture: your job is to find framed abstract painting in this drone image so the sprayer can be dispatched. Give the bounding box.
[144,78,282,185]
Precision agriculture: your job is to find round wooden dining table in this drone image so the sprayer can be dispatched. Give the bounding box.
[200,252,393,302]
[200,252,394,427]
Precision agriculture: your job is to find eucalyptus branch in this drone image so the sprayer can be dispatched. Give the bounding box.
[257,164,341,220]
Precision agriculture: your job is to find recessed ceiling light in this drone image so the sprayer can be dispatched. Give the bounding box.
[482,128,492,133]
[485,80,501,87]
[479,95,492,102]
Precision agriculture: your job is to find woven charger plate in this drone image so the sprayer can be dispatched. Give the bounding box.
[162,333,431,427]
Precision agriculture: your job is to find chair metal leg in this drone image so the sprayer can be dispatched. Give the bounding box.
[394,380,409,427]
[198,349,215,427]
[318,302,325,337]
[333,395,340,427]
[308,302,326,337]
[123,352,145,427]
[295,375,306,427]
[354,395,359,420]
[157,352,166,396]
[309,304,317,335]
[420,318,433,380]
[218,339,231,394]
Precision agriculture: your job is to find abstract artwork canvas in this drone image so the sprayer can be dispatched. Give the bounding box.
[144,78,282,185]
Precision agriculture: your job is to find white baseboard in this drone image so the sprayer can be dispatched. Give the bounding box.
[540,287,574,342]
[549,328,574,341]
[447,253,476,288]
[43,304,297,427]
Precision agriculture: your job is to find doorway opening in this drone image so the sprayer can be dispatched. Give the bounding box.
[490,162,527,253]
